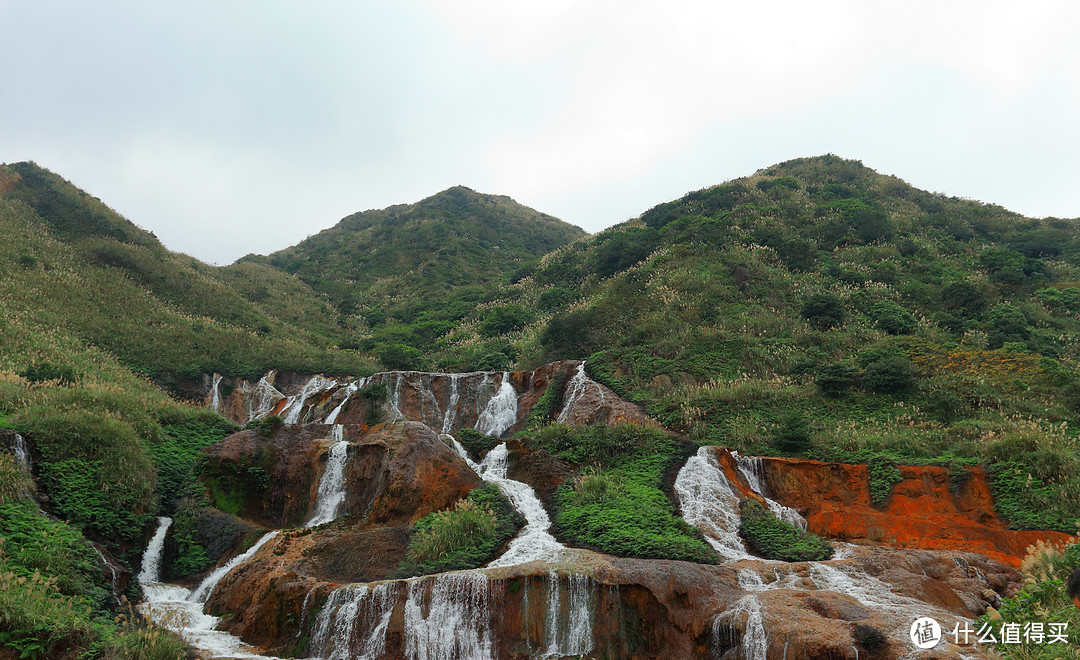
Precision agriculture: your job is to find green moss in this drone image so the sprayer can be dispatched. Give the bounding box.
[738,499,833,562]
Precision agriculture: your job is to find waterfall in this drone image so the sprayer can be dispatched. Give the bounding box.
[441,374,463,433]
[674,447,752,560]
[732,451,807,530]
[189,531,280,604]
[247,373,285,423]
[139,517,275,659]
[210,374,223,412]
[475,372,518,438]
[404,572,495,660]
[556,363,599,424]
[139,516,172,584]
[542,573,594,658]
[449,440,565,567]
[387,373,407,422]
[306,427,350,527]
[12,433,30,470]
[713,595,767,660]
[310,582,398,660]
[326,378,366,424]
[282,376,337,424]
[94,547,122,608]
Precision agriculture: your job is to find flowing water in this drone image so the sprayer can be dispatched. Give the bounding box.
[403,572,496,660]
[306,426,350,527]
[12,432,30,470]
[283,376,337,424]
[542,573,594,658]
[449,440,565,567]
[310,582,399,660]
[210,374,223,412]
[139,517,276,659]
[246,374,285,424]
[556,363,603,424]
[674,447,753,560]
[475,372,518,438]
[712,595,767,660]
[93,547,123,608]
[732,451,807,529]
[441,374,463,433]
[189,531,280,604]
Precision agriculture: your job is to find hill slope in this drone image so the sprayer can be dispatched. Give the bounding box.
[0,162,372,382]
[245,186,587,368]
[425,155,1080,532]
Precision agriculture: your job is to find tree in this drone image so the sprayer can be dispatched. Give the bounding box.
[801,294,845,330]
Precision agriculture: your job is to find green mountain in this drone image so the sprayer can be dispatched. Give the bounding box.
[0,162,372,383]
[245,185,587,368]
[2,155,1079,660]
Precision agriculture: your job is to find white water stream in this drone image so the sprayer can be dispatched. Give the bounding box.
[448,439,565,567]
[475,372,518,437]
[283,376,336,424]
[139,517,278,659]
[555,363,603,424]
[306,425,350,527]
[209,374,223,412]
[674,447,754,560]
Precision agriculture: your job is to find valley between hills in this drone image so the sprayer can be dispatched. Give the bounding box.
[1,155,1078,659]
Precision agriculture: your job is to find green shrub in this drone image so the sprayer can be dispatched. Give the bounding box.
[867,456,901,505]
[869,300,916,335]
[738,499,832,561]
[454,428,500,460]
[0,570,98,660]
[0,452,33,504]
[396,484,523,577]
[17,362,78,386]
[852,623,888,655]
[815,363,858,397]
[106,620,188,660]
[863,355,917,395]
[774,411,811,454]
[479,304,532,337]
[801,294,845,330]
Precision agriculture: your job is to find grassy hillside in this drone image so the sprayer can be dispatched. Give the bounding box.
[0,162,374,382]
[249,185,587,370]
[426,155,1080,533]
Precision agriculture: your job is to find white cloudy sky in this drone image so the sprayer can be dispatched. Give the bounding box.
[2,1,1078,264]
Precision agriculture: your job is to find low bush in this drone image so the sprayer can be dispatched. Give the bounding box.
[396,484,523,577]
[454,428,500,461]
[867,456,902,505]
[738,499,833,562]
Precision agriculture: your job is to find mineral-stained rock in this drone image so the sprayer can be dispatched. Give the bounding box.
[717,449,1076,568]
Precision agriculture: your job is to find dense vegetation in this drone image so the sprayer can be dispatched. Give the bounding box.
[528,424,715,563]
[395,484,524,577]
[380,155,1080,535]
[982,541,1080,659]
[250,185,587,371]
[737,500,833,561]
[5,154,1080,656]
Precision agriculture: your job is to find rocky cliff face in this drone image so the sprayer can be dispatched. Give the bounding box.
[208,361,657,435]
[145,363,1078,660]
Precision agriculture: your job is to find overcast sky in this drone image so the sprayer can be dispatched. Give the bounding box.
[2,1,1079,264]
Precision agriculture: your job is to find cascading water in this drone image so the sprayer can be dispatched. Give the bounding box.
[210,374,223,412]
[556,362,602,424]
[449,440,565,567]
[94,547,122,608]
[12,433,30,470]
[139,517,273,659]
[475,372,518,438]
[674,447,753,560]
[310,582,398,660]
[283,375,337,424]
[442,374,463,433]
[326,378,366,424]
[542,573,594,658]
[306,426,350,527]
[404,572,495,660]
[732,451,807,530]
[247,373,285,423]
[189,531,280,604]
[712,595,767,660]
